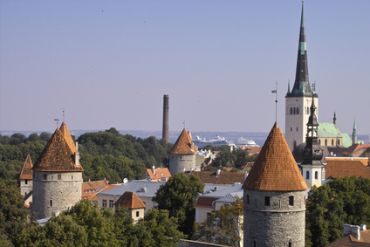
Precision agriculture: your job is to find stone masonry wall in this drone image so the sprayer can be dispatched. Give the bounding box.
[32,171,82,219]
[169,154,196,174]
[244,190,306,247]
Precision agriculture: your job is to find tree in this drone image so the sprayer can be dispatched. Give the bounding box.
[153,173,204,236]
[306,177,370,246]
[193,199,243,247]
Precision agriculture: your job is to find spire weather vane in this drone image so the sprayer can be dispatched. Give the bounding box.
[271,82,278,124]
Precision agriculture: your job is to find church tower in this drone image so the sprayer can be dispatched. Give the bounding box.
[244,123,307,247]
[300,98,325,188]
[286,1,318,150]
[32,122,83,219]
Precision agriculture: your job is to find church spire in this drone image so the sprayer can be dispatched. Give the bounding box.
[287,1,314,97]
[352,120,358,145]
[302,97,323,165]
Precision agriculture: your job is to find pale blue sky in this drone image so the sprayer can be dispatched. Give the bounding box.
[1,0,369,134]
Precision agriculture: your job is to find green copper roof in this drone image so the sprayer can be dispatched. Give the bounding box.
[341,133,352,148]
[318,123,341,138]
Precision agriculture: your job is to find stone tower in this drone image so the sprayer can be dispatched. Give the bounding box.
[169,128,198,174]
[243,123,307,247]
[162,94,170,144]
[32,122,83,219]
[300,98,325,188]
[19,154,33,198]
[286,1,318,150]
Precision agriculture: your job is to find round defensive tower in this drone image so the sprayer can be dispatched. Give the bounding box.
[243,123,307,247]
[32,122,83,219]
[169,128,198,174]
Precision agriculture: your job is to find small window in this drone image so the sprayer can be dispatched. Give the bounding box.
[25,180,28,185]
[296,127,299,132]
[71,175,73,180]
[306,171,310,180]
[50,200,53,207]
[136,211,140,217]
[265,196,270,206]
[315,171,318,179]
[58,174,61,180]
[289,196,294,206]
[325,139,328,146]
[109,200,114,208]
[289,240,292,247]
[331,139,334,146]
[290,127,293,132]
[246,194,250,205]
[43,174,47,180]
[102,200,107,208]
[253,240,256,247]
[297,107,299,114]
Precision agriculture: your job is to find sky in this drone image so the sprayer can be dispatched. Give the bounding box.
[1,0,369,134]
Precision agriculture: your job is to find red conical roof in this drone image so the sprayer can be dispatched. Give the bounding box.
[59,122,77,153]
[19,154,33,180]
[243,123,307,191]
[34,128,83,172]
[170,128,197,155]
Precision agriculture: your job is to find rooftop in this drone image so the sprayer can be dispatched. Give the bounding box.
[170,128,198,155]
[115,191,145,209]
[325,157,370,179]
[243,123,307,191]
[19,154,33,180]
[99,180,166,198]
[146,167,171,181]
[191,170,245,185]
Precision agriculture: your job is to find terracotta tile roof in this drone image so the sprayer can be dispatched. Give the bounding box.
[243,123,307,192]
[191,171,245,184]
[34,128,83,172]
[329,230,370,246]
[170,128,198,155]
[146,167,171,181]
[195,197,218,208]
[59,122,77,153]
[19,154,33,180]
[81,179,110,201]
[325,157,370,179]
[115,191,145,209]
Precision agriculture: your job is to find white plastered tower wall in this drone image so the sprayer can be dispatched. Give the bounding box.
[300,164,323,188]
[285,96,319,150]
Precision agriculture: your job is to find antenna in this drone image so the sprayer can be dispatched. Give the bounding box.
[271,82,278,124]
[183,120,186,129]
[62,109,65,122]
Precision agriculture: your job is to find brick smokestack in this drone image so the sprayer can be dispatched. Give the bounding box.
[162,94,169,144]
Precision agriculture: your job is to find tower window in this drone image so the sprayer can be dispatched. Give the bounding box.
[296,127,298,132]
[25,180,28,185]
[306,171,310,179]
[265,196,270,206]
[58,174,61,180]
[136,211,140,217]
[246,194,250,205]
[43,174,47,180]
[289,240,292,247]
[50,200,52,207]
[289,196,294,206]
[297,107,299,114]
[290,127,293,132]
[253,240,256,247]
[315,171,318,179]
[290,107,293,115]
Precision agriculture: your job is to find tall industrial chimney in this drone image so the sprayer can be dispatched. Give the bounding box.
[162,94,169,144]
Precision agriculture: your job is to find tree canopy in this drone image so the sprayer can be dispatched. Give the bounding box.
[153,173,204,237]
[306,177,370,247]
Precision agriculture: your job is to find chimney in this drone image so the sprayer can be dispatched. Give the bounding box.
[162,94,169,144]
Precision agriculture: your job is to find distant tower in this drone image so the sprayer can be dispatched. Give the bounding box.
[162,94,170,144]
[32,122,83,219]
[352,120,358,145]
[333,112,337,125]
[243,123,307,247]
[286,1,318,150]
[19,154,33,198]
[115,192,145,224]
[300,98,325,188]
[169,128,198,174]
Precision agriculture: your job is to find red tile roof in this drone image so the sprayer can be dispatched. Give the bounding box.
[191,171,245,184]
[59,122,77,153]
[19,154,33,180]
[115,191,145,209]
[34,126,83,172]
[328,230,370,246]
[81,179,110,201]
[195,197,217,208]
[146,167,171,181]
[325,157,370,179]
[243,123,307,192]
[170,128,197,155]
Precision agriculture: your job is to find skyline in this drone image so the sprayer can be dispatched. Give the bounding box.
[1,1,369,134]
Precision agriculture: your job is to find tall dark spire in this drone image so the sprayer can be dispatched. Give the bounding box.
[287,1,315,97]
[302,98,323,165]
